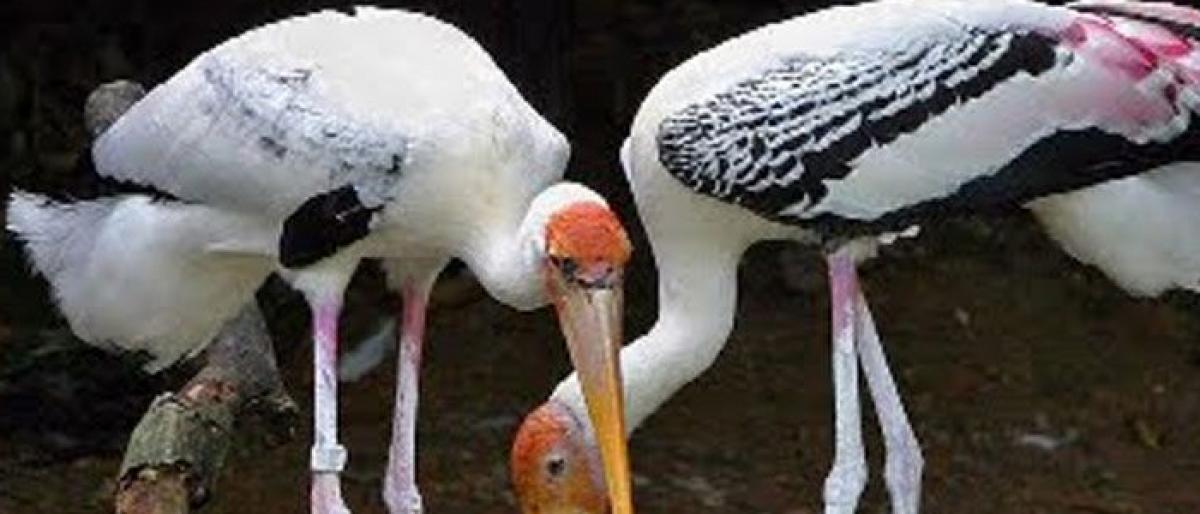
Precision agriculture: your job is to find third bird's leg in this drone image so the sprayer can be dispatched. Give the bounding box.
[383,279,434,514]
[854,289,923,514]
[823,250,868,514]
[310,299,352,514]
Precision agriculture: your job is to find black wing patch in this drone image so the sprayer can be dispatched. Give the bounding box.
[657,29,1058,222]
[804,122,1200,240]
[279,185,380,268]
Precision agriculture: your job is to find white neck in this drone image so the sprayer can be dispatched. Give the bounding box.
[461,182,611,312]
[462,220,545,311]
[551,238,744,430]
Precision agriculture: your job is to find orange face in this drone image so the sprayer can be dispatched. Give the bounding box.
[545,202,631,288]
[511,402,607,514]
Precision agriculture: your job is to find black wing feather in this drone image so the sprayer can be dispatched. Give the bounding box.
[657,28,1059,225]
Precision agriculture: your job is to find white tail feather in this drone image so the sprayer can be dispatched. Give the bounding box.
[337,318,396,382]
[8,193,112,285]
[1029,162,1200,297]
[6,193,275,370]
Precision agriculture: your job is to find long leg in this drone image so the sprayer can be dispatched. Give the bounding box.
[854,290,923,514]
[823,250,868,514]
[382,278,435,514]
[310,298,351,514]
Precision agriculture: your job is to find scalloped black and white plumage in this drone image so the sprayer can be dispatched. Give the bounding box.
[655,1,1200,241]
[657,28,1062,220]
[520,1,1200,514]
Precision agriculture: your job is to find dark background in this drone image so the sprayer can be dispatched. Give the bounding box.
[1,1,1199,513]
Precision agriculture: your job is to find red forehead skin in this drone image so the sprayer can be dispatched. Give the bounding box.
[546,202,632,267]
[511,404,569,494]
[511,404,607,514]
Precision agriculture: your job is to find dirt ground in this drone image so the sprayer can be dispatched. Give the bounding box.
[2,214,1199,514]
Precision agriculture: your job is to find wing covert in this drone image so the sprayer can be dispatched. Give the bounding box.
[93,27,412,215]
[657,27,1059,223]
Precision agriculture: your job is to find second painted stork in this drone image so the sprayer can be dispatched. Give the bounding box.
[6,8,636,514]
[510,1,1200,513]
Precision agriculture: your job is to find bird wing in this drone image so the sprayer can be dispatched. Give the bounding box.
[91,7,523,218]
[656,0,1200,237]
[94,39,398,218]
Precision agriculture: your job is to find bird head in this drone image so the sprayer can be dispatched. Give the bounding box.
[516,182,634,514]
[542,198,631,292]
[511,401,608,514]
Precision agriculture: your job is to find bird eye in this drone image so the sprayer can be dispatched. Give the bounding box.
[554,256,579,277]
[545,455,567,477]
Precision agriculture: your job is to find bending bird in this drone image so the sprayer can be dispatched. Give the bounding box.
[509,1,1200,513]
[6,8,635,514]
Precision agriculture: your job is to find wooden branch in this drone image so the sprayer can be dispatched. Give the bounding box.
[115,303,298,514]
[84,80,145,137]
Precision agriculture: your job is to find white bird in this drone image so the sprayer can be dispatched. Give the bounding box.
[509,1,1200,513]
[5,8,636,514]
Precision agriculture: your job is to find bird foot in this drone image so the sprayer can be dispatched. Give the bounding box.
[312,473,352,514]
[823,500,861,514]
[822,460,867,514]
[382,477,423,514]
[883,443,924,514]
[383,490,422,514]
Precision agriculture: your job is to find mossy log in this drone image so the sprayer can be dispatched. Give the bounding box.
[115,304,297,514]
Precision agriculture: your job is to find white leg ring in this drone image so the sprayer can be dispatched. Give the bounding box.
[312,443,349,473]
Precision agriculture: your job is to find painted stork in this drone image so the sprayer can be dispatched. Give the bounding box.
[5,8,635,514]
[510,1,1200,513]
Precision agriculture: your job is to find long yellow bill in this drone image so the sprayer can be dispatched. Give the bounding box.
[549,268,634,514]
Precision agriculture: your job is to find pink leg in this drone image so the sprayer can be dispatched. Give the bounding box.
[822,249,867,514]
[853,289,923,514]
[310,300,351,514]
[382,282,432,514]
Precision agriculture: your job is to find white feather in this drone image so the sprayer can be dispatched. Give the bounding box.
[94,7,565,222]
[7,194,275,370]
[635,0,1075,131]
[338,318,396,382]
[1030,162,1200,296]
